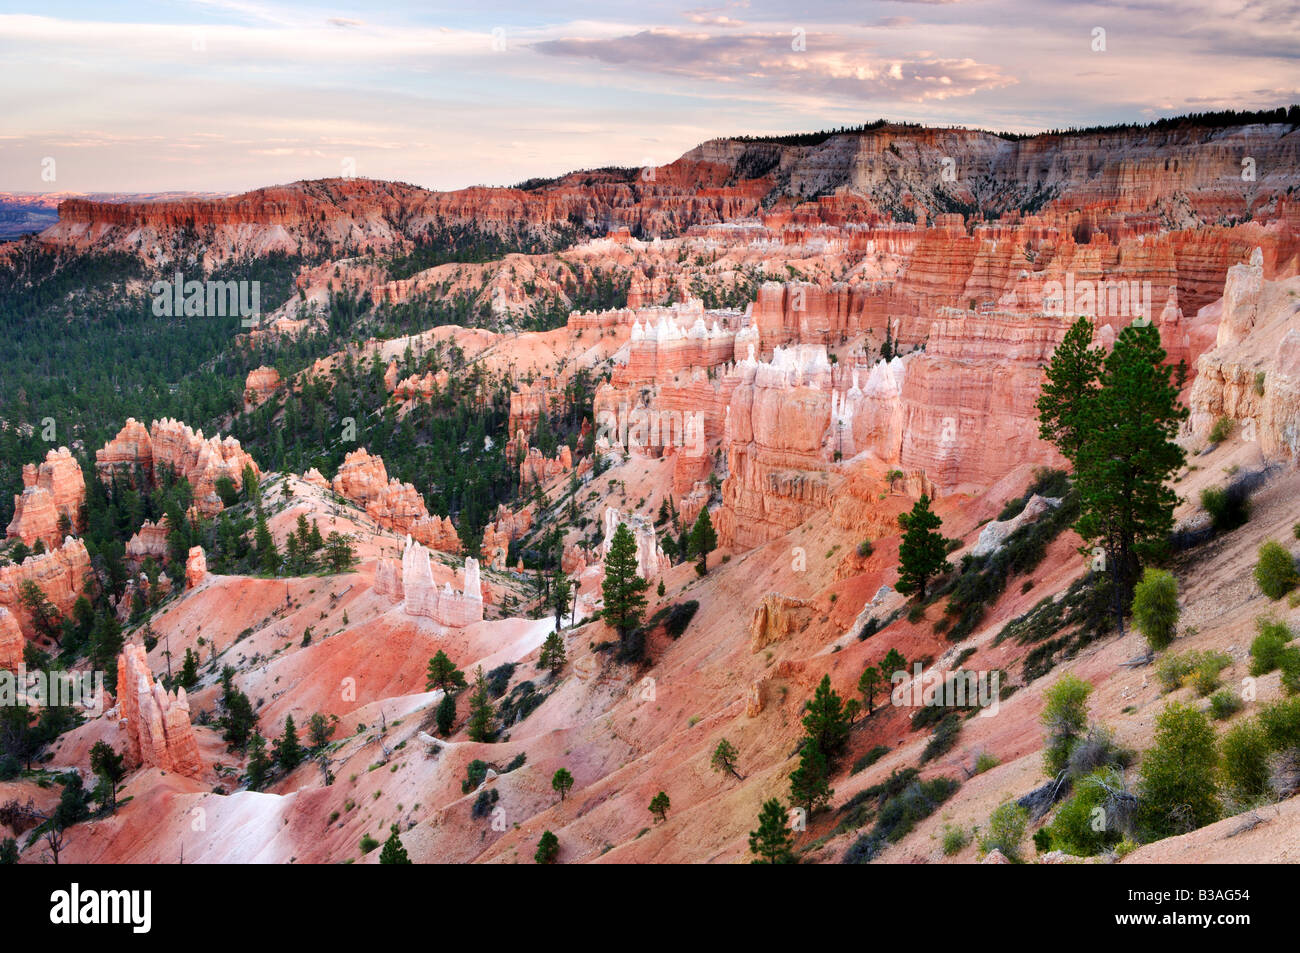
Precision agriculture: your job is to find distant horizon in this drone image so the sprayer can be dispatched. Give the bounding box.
[4,105,1297,201]
[2,2,1297,193]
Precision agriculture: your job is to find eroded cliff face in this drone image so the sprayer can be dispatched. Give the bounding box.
[115,643,203,779]
[5,447,86,550]
[95,418,260,516]
[331,448,462,553]
[0,538,91,637]
[1189,254,1300,461]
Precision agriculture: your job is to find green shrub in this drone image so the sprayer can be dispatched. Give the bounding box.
[1190,652,1232,697]
[850,745,890,775]
[1249,618,1293,676]
[1258,697,1300,751]
[873,777,960,845]
[1155,650,1229,695]
[1208,417,1235,444]
[1154,652,1196,693]
[663,601,699,639]
[1219,719,1272,804]
[857,540,874,558]
[1047,768,1129,856]
[1200,485,1251,533]
[1254,541,1298,599]
[979,801,1029,861]
[1041,673,1092,775]
[941,824,969,855]
[1209,690,1243,720]
[359,834,379,854]
[974,751,1000,775]
[1136,702,1220,840]
[1279,646,1300,695]
[1131,568,1179,651]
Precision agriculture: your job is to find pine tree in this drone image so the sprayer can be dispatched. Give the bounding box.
[879,648,908,684]
[601,522,648,641]
[54,773,91,828]
[435,692,457,736]
[538,631,566,675]
[789,741,833,814]
[89,741,126,814]
[710,738,743,780]
[534,830,559,864]
[179,647,200,689]
[1036,316,1104,463]
[88,611,124,680]
[551,767,574,801]
[19,581,62,645]
[748,798,795,864]
[552,564,572,629]
[801,674,850,761]
[896,495,951,600]
[246,732,270,790]
[273,714,303,771]
[426,650,467,692]
[254,507,278,575]
[1070,323,1187,631]
[466,666,494,742]
[687,507,718,573]
[649,790,671,823]
[307,712,334,750]
[379,824,412,864]
[858,666,882,713]
[324,532,357,573]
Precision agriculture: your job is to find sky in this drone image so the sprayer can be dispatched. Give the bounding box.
[0,0,1296,193]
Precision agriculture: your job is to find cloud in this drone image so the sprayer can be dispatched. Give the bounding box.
[533,28,1014,103]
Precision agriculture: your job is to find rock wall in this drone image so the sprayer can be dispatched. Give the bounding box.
[1189,260,1300,461]
[0,538,90,636]
[331,448,462,553]
[115,643,203,778]
[5,447,86,549]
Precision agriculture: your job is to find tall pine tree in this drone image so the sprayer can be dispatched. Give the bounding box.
[601,522,648,640]
[1067,323,1187,633]
[896,495,950,600]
